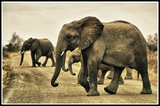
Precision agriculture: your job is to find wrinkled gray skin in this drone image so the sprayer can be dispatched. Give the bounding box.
[20,38,55,67]
[51,16,152,96]
[62,47,127,84]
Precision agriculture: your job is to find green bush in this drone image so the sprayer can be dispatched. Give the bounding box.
[4,32,24,52]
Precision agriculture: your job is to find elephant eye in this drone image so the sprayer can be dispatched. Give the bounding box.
[66,34,78,40]
[66,34,71,39]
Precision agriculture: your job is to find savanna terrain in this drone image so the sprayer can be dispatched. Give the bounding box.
[2,49,158,104]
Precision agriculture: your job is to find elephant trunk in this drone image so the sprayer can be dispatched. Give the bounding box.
[51,51,66,87]
[68,58,76,76]
[61,52,69,72]
[20,51,25,65]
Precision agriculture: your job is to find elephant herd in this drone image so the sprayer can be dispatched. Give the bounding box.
[20,16,152,96]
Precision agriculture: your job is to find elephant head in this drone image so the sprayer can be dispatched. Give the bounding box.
[67,47,81,76]
[20,38,40,66]
[51,16,104,87]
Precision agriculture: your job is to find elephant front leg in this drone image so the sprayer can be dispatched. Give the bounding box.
[104,67,124,94]
[78,55,90,93]
[87,62,100,96]
[31,52,36,67]
[78,67,89,92]
[35,51,41,66]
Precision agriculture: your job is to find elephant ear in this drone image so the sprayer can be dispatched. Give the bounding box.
[31,39,40,51]
[77,16,104,50]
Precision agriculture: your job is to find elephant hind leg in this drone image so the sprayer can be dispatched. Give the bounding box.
[124,67,133,79]
[137,67,152,94]
[104,67,124,94]
[42,56,49,67]
[50,53,55,67]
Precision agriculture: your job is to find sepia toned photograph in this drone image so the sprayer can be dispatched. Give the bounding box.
[2,1,158,104]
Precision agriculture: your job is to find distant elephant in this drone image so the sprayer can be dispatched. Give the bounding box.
[93,64,125,85]
[20,38,55,67]
[51,16,152,96]
[107,67,133,80]
[147,41,157,52]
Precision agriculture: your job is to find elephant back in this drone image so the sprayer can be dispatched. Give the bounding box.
[39,38,54,55]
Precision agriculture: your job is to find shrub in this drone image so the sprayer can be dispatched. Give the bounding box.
[4,32,24,52]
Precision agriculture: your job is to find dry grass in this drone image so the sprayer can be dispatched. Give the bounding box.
[2,51,19,89]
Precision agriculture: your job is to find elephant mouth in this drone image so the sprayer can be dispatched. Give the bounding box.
[69,48,76,52]
[68,45,76,52]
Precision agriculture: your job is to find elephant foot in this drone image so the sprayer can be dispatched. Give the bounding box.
[87,90,100,96]
[107,75,112,79]
[118,80,124,85]
[140,88,152,94]
[84,85,90,93]
[124,76,133,79]
[42,63,46,67]
[104,86,117,94]
[79,81,90,93]
[118,78,124,85]
[71,73,76,76]
[32,65,36,67]
[37,62,41,67]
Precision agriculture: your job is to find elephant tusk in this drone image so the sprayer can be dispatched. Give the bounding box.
[61,51,65,56]
[21,51,25,54]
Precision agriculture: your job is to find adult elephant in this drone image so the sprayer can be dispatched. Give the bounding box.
[20,38,55,67]
[51,16,152,96]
